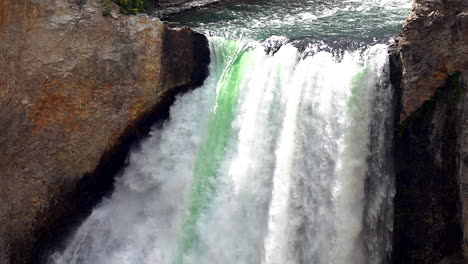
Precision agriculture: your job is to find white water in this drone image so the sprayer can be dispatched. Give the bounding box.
[50,37,394,264]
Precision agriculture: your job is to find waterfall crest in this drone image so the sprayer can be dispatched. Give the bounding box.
[50,37,395,264]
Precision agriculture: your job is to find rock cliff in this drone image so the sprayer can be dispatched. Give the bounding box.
[0,0,209,263]
[394,0,467,122]
[391,0,467,263]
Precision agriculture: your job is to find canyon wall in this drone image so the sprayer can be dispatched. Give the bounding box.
[0,0,209,263]
[391,0,467,263]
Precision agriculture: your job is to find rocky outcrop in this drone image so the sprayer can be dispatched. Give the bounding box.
[395,0,467,122]
[0,0,209,263]
[391,0,467,263]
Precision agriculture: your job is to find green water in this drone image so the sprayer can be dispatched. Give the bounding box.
[167,0,412,45]
[176,40,254,262]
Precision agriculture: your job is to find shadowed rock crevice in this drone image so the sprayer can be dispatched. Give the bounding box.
[392,71,464,264]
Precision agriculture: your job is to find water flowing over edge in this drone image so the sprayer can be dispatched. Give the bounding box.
[50,36,395,264]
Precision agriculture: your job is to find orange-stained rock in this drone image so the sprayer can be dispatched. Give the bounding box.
[0,0,209,263]
[393,0,467,122]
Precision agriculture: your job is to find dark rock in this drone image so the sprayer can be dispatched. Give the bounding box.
[391,0,468,263]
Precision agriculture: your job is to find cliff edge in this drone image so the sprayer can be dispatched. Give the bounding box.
[0,0,209,263]
[391,0,467,263]
[394,0,467,122]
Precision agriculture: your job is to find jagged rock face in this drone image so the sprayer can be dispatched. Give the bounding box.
[0,1,209,263]
[395,0,467,122]
[392,0,467,263]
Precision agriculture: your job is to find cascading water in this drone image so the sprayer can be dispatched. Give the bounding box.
[50,0,410,263]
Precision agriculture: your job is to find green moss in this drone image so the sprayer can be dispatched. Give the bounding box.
[103,0,111,16]
[447,71,465,104]
[394,212,408,218]
[110,0,155,15]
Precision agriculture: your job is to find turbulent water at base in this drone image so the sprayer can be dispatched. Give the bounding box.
[50,1,411,263]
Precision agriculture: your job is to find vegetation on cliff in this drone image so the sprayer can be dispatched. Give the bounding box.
[104,0,159,15]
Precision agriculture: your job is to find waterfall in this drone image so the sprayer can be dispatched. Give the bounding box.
[50,37,395,264]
